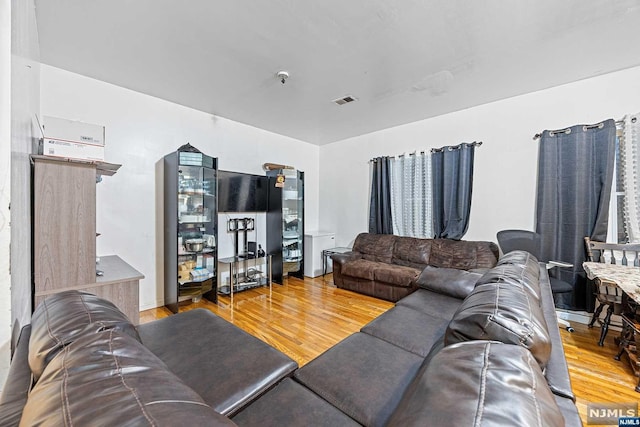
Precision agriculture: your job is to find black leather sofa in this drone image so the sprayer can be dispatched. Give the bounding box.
[0,251,582,426]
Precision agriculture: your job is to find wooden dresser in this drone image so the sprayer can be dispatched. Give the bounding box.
[32,155,143,324]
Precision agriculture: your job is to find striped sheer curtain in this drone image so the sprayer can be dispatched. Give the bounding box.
[390,152,433,238]
[620,113,640,243]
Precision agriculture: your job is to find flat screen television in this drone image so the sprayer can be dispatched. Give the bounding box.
[217,170,269,212]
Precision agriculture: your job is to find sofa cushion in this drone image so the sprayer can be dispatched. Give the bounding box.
[386,341,564,427]
[428,239,499,270]
[21,329,233,427]
[373,264,420,287]
[352,233,395,263]
[361,305,450,357]
[341,259,379,280]
[232,378,359,426]
[138,308,297,416]
[391,236,432,269]
[445,282,551,368]
[29,290,141,381]
[396,289,463,320]
[294,332,423,427]
[415,266,482,299]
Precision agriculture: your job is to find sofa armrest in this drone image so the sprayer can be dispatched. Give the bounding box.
[331,252,361,288]
[331,251,361,266]
[0,325,32,427]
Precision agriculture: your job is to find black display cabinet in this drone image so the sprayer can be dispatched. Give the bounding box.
[163,144,218,313]
[267,168,304,283]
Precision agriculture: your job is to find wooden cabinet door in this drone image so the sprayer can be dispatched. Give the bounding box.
[33,158,96,293]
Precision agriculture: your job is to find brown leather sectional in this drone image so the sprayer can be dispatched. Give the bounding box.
[0,251,582,426]
[332,233,500,301]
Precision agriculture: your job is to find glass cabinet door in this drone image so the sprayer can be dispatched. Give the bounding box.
[282,169,303,274]
[176,164,217,299]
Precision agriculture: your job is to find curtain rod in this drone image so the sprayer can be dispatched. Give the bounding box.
[532,118,629,140]
[369,141,482,162]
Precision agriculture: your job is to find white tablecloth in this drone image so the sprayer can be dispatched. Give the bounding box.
[583,262,640,303]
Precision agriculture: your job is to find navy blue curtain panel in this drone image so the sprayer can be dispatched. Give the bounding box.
[432,144,475,240]
[369,156,393,234]
[535,120,616,311]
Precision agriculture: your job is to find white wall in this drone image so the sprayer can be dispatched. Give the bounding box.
[1,0,12,371]
[320,65,640,247]
[41,65,319,310]
[4,0,40,389]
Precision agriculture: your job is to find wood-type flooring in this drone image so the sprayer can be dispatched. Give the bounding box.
[140,275,640,426]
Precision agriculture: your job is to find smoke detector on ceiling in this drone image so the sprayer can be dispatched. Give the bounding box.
[276,71,289,84]
[333,95,358,106]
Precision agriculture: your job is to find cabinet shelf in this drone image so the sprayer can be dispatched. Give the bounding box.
[218,278,269,295]
[179,248,216,256]
[179,274,214,286]
[179,214,211,223]
[179,191,215,197]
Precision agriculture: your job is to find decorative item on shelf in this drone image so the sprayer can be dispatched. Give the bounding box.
[184,238,205,252]
[191,268,210,280]
[203,234,216,248]
[262,162,294,171]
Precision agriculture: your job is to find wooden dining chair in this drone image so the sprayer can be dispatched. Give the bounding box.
[584,237,640,346]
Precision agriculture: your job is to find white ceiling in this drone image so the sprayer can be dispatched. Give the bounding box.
[34,1,640,145]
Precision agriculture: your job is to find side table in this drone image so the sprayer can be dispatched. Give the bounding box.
[322,247,352,276]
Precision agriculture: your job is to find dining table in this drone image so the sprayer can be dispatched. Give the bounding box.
[583,261,640,392]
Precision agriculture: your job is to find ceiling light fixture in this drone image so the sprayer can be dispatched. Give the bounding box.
[276,70,289,84]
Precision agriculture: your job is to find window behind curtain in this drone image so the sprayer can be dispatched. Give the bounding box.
[390,152,433,238]
[607,129,626,243]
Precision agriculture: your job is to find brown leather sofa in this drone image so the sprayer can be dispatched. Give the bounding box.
[0,251,581,426]
[332,233,500,301]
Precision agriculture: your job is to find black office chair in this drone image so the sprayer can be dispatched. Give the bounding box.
[496,229,575,332]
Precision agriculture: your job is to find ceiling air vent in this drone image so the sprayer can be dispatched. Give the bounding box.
[333,95,358,106]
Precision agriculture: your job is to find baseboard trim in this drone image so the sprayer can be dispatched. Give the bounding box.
[140,299,165,312]
[556,309,622,330]
[556,309,590,325]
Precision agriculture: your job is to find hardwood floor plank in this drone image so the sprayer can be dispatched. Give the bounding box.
[141,275,640,426]
[559,322,639,425]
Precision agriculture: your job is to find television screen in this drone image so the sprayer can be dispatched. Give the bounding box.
[218,170,269,212]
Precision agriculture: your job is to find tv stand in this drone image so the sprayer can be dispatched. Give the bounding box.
[218,254,272,303]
